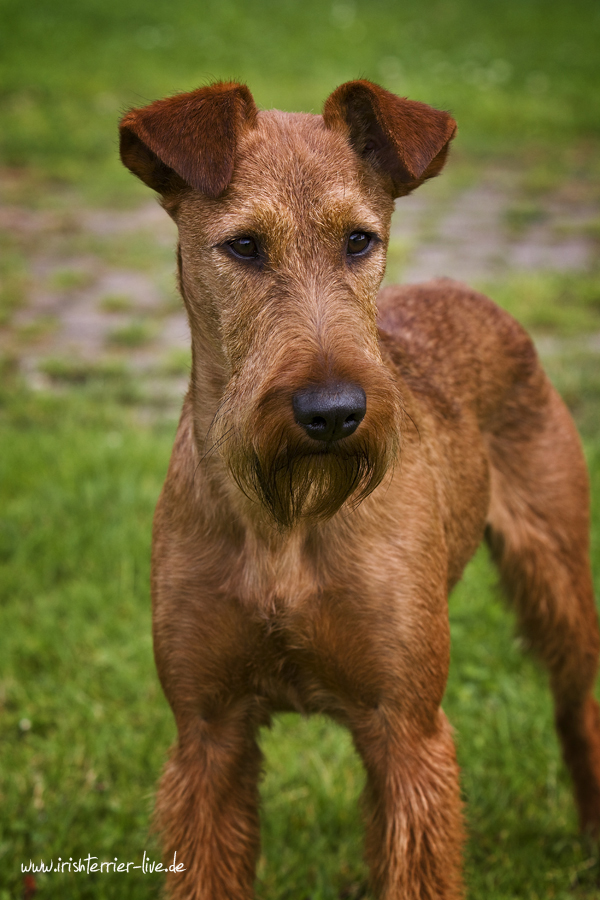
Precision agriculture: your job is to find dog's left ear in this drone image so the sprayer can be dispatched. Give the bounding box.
[119,82,258,199]
[323,80,456,197]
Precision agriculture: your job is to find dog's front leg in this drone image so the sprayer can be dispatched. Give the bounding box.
[319,556,465,900]
[151,556,264,900]
[306,575,465,899]
[350,706,464,900]
[154,703,262,900]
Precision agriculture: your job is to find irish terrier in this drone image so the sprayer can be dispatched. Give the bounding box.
[119,80,600,899]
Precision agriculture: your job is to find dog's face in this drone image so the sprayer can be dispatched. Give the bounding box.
[120,82,456,527]
[173,110,403,528]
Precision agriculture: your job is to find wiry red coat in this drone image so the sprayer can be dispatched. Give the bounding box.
[120,80,600,900]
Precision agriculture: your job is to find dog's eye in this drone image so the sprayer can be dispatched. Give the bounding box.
[228,237,259,260]
[346,232,371,256]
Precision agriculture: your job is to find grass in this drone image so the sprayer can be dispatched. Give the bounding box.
[99,295,134,314]
[1,0,600,896]
[158,349,190,378]
[49,268,96,292]
[0,359,599,898]
[0,234,28,325]
[41,356,126,384]
[543,350,600,439]
[65,232,174,273]
[1,0,600,200]
[15,316,59,343]
[39,358,160,406]
[481,271,600,336]
[106,320,155,348]
[0,389,172,900]
[504,201,548,235]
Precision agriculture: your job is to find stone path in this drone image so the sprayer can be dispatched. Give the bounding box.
[0,165,598,405]
[391,170,597,284]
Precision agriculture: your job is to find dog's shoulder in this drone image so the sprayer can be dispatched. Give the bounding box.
[377,278,542,428]
[377,278,529,355]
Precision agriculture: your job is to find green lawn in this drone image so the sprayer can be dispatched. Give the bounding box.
[1,0,600,198]
[0,378,599,899]
[2,0,600,896]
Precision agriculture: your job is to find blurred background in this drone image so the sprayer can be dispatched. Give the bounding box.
[1,1,600,897]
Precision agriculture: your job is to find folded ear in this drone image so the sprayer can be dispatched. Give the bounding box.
[119,82,258,198]
[323,80,456,197]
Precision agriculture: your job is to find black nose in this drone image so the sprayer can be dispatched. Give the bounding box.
[292,383,367,442]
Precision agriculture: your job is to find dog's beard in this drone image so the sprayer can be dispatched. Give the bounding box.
[206,358,403,528]
[214,404,399,528]
[250,437,392,528]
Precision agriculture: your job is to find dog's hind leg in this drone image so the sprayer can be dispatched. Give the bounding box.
[485,369,600,831]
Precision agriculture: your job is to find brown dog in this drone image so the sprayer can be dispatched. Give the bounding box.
[119,81,600,899]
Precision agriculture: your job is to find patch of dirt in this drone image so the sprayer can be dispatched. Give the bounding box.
[1,168,599,403]
[390,169,598,284]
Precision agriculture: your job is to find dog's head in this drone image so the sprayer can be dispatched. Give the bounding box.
[120,81,456,527]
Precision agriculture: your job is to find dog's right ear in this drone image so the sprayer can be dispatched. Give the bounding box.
[323,80,456,197]
[119,82,258,199]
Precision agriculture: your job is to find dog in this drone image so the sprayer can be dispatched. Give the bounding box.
[119,80,600,899]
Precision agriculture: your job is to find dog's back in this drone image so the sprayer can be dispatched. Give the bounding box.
[378,278,538,427]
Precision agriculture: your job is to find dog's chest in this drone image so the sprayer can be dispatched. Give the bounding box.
[220,507,451,716]
[233,527,318,615]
